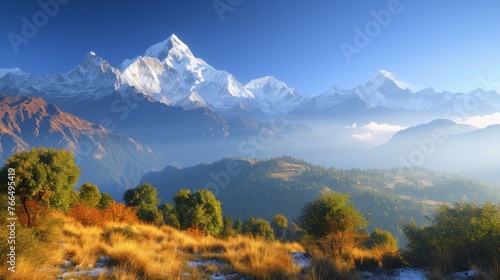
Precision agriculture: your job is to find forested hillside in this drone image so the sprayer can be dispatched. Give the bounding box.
[142,156,500,244]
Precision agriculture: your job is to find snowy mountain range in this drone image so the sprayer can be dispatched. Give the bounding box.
[2,34,499,117]
[304,71,500,113]
[1,33,500,192]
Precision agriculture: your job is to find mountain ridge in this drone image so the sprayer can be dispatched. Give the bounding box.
[0,94,170,197]
[2,34,499,117]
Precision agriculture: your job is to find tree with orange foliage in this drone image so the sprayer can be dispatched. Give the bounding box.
[70,204,103,226]
[70,202,138,226]
[103,202,139,224]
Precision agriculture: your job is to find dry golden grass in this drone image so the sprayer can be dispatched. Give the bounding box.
[0,258,57,280]
[222,235,303,279]
[351,245,404,272]
[52,213,309,279]
[475,261,500,280]
[296,238,405,280]
[1,210,405,280]
[299,256,357,280]
[105,240,183,278]
[0,210,69,279]
[59,219,187,279]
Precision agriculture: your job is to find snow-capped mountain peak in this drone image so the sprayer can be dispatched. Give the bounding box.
[246,76,290,90]
[78,51,108,69]
[0,68,24,78]
[245,76,298,99]
[144,34,194,61]
[351,70,413,108]
[68,51,118,81]
[247,76,281,86]
[244,76,307,114]
[366,70,406,90]
[118,34,255,111]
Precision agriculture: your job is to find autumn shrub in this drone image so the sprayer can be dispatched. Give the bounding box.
[103,202,139,223]
[70,203,103,226]
[70,202,139,226]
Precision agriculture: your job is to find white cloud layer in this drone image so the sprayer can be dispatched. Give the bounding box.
[362,122,406,133]
[351,132,374,140]
[457,112,500,128]
[350,121,405,142]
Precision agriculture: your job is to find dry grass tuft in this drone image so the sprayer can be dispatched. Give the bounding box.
[0,259,59,280]
[300,256,358,280]
[223,236,303,279]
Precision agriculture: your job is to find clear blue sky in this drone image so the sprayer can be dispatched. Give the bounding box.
[1,0,500,94]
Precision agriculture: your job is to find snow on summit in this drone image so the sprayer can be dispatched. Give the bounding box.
[119,34,256,111]
[144,34,194,61]
[379,70,406,89]
[367,71,405,91]
[245,76,297,100]
[0,68,24,78]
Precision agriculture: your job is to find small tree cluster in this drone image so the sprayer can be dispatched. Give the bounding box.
[364,228,398,251]
[403,202,500,272]
[74,182,115,209]
[271,214,288,239]
[242,217,274,240]
[124,183,163,225]
[158,203,180,228]
[174,189,223,235]
[296,192,368,257]
[122,185,225,235]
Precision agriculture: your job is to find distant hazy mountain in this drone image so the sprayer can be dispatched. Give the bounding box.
[301,71,500,116]
[385,119,476,144]
[366,119,500,183]
[0,95,169,197]
[367,119,475,167]
[441,124,500,182]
